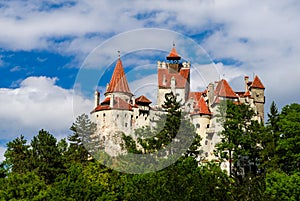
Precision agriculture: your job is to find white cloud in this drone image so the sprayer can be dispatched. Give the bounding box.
[0,76,93,141]
[0,0,299,111]
[0,146,5,162]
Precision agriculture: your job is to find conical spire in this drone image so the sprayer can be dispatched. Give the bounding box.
[251,75,265,89]
[105,56,132,95]
[167,43,181,60]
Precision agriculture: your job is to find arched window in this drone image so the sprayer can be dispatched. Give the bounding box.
[196,123,200,129]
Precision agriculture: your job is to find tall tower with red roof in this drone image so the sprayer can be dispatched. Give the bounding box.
[91,54,152,156]
[157,44,190,106]
[245,75,265,122]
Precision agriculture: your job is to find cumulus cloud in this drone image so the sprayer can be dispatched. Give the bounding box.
[0,76,92,141]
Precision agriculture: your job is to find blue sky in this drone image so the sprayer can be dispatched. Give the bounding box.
[1,0,300,160]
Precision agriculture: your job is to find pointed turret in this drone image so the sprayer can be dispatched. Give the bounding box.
[105,56,132,96]
[251,75,265,89]
[166,43,181,60]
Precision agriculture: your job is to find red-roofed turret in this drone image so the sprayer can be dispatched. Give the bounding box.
[105,55,132,96]
[166,43,181,60]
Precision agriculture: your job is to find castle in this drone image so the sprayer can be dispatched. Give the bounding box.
[91,45,265,166]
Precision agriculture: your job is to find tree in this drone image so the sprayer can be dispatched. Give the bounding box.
[67,114,97,163]
[215,101,263,177]
[48,163,118,201]
[265,171,300,201]
[260,101,280,171]
[30,129,64,184]
[0,171,48,200]
[0,162,7,179]
[4,135,30,174]
[276,103,300,174]
[123,92,199,157]
[119,157,232,201]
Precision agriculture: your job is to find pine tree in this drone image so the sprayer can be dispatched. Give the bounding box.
[67,114,97,163]
[260,101,280,171]
[30,129,64,184]
[4,135,30,174]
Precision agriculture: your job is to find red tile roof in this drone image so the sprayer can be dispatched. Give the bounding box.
[251,75,265,89]
[197,97,211,115]
[105,58,132,94]
[92,96,133,112]
[113,97,133,111]
[158,68,190,88]
[93,104,110,112]
[244,90,251,97]
[136,95,152,104]
[189,92,203,101]
[214,79,238,98]
[191,96,211,115]
[101,97,110,104]
[168,46,180,58]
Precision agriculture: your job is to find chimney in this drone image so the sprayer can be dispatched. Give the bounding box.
[244,76,249,92]
[110,94,114,108]
[208,83,214,105]
[94,91,100,108]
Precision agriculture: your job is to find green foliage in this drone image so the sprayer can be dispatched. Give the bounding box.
[30,129,64,184]
[48,163,118,201]
[265,171,300,201]
[0,162,7,178]
[215,101,263,176]
[260,101,280,170]
[276,103,300,174]
[67,114,97,163]
[120,157,232,201]
[0,171,48,200]
[1,103,300,200]
[4,135,30,174]
[122,92,199,158]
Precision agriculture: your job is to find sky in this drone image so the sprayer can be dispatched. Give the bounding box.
[0,0,300,161]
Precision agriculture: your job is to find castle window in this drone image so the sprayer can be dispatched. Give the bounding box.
[136,116,138,119]
[196,123,200,129]
[96,115,99,118]
[205,152,208,157]
[103,113,105,117]
[125,114,127,117]
[205,140,208,145]
[176,93,180,96]
[125,123,128,127]
[207,124,210,128]
[117,114,119,118]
